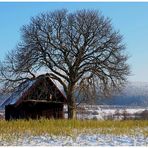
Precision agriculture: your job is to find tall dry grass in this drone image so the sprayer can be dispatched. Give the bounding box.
[0,119,148,141]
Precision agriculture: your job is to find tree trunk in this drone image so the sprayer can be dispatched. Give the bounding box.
[67,84,76,119]
[68,97,76,119]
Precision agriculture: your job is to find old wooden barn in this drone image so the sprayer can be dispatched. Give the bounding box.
[2,74,67,120]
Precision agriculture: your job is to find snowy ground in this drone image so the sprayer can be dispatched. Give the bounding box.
[1,133,148,146]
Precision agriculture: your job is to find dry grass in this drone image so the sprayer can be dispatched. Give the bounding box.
[0,119,148,141]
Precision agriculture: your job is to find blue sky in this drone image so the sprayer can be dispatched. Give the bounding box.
[0,2,148,82]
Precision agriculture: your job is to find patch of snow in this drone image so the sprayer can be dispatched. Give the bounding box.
[1,133,148,146]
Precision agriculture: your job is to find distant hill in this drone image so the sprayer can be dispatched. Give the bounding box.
[98,82,148,106]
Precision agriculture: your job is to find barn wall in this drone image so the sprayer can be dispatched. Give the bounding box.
[5,102,64,120]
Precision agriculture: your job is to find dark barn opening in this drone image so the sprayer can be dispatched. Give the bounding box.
[3,74,67,120]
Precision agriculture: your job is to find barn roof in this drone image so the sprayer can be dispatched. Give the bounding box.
[1,74,67,108]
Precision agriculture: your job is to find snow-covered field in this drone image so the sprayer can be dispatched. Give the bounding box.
[1,133,148,146]
[65,104,148,120]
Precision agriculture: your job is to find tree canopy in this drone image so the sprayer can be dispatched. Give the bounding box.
[0,9,130,118]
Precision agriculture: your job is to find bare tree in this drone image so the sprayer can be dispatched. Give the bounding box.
[0,9,130,119]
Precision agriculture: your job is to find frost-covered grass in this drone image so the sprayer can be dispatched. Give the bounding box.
[0,119,148,146]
